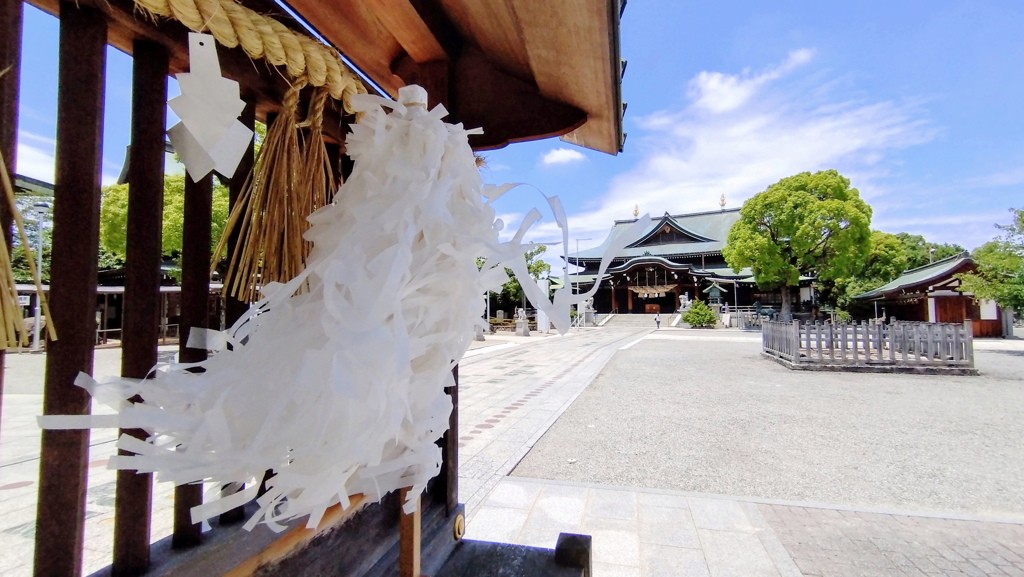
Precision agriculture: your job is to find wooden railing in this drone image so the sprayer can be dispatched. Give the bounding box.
[762,320,975,368]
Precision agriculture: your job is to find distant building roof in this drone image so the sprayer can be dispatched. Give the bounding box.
[14,174,54,196]
[854,252,974,300]
[570,209,741,263]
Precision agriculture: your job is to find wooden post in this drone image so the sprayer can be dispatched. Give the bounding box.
[34,4,107,575]
[0,0,23,445]
[112,39,168,576]
[399,487,422,577]
[219,96,255,526]
[174,173,213,548]
[963,319,974,368]
[791,320,800,362]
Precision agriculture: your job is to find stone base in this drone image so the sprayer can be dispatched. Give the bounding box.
[761,353,979,375]
[474,325,486,341]
[515,320,530,337]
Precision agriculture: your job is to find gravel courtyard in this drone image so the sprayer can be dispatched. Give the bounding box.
[512,331,1024,518]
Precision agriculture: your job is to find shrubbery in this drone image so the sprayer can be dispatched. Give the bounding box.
[683,300,717,328]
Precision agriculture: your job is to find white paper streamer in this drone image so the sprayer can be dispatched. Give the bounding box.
[168,33,254,181]
[40,84,641,530]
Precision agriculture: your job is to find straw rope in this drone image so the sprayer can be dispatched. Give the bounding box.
[0,148,57,349]
[133,0,366,111]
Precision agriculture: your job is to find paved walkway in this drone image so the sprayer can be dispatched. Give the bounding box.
[456,327,651,512]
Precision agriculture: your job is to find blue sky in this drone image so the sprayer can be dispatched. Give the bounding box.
[13,1,1024,265]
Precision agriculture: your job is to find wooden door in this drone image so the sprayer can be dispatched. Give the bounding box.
[936,297,966,323]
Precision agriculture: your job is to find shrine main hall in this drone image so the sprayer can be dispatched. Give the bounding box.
[565,208,808,314]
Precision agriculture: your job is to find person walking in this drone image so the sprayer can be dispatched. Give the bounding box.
[654,312,661,330]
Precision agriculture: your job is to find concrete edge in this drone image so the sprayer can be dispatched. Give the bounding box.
[503,476,1024,526]
[760,352,980,376]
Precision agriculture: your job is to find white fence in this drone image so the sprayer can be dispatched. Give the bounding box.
[762,320,974,368]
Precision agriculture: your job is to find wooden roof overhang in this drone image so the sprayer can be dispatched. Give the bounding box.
[283,0,626,153]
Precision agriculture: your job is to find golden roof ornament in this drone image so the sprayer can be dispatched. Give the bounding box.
[633,204,639,218]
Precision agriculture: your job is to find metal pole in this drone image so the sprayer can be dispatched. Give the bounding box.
[31,211,45,351]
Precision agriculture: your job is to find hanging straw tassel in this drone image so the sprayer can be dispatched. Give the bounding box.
[0,148,57,348]
[218,79,337,303]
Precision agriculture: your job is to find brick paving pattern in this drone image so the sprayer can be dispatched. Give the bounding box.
[760,503,1024,577]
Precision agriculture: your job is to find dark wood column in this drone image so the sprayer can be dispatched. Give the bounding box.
[34,4,107,576]
[112,39,168,576]
[174,173,212,548]
[219,96,253,526]
[0,0,23,448]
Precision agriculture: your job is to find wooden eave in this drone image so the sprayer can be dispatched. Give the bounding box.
[284,0,625,154]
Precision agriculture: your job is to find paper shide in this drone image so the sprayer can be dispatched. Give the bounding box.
[40,84,646,531]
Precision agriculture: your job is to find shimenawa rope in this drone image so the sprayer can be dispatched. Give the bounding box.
[133,0,366,111]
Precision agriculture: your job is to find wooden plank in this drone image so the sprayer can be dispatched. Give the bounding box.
[34,4,107,575]
[888,324,896,362]
[851,324,858,362]
[815,322,823,360]
[363,0,446,62]
[0,0,23,446]
[953,323,962,362]
[964,320,974,367]
[840,324,847,361]
[112,38,168,576]
[174,173,213,549]
[400,487,422,577]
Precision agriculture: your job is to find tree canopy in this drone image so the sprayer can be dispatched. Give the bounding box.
[100,174,230,262]
[956,208,1024,312]
[893,233,965,270]
[723,169,872,320]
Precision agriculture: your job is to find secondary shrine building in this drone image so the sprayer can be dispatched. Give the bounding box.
[567,209,811,314]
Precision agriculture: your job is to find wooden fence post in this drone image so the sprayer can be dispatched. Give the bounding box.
[964,319,974,368]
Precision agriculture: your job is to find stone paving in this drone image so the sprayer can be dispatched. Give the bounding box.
[760,503,1024,577]
[465,476,802,577]
[455,326,651,513]
[3,327,1022,576]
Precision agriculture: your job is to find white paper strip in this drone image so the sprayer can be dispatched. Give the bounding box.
[40,84,629,531]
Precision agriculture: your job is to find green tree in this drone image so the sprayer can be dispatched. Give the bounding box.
[723,169,872,321]
[894,232,965,269]
[956,208,1024,312]
[497,245,550,311]
[100,174,230,262]
[823,230,909,310]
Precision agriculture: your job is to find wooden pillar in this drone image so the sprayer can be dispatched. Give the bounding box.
[174,173,212,548]
[627,287,633,312]
[219,97,254,526]
[0,0,23,447]
[34,4,107,576]
[112,39,168,576]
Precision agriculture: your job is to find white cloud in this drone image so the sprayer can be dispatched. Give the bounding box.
[540,148,586,166]
[963,166,1024,188]
[15,130,121,185]
[688,48,815,113]
[554,50,937,248]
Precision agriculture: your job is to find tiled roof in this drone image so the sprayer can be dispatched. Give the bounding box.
[854,252,974,300]
[570,209,741,262]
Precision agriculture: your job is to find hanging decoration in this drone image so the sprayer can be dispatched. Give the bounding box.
[216,78,337,302]
[41,85,648,530]
[168,33,253,182]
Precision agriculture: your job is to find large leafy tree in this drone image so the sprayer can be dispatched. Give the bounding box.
[894,232,965,269]
[723,169,872,321]
[956,208,1024,312]
[100,174,230,262]
[824,230,909,310]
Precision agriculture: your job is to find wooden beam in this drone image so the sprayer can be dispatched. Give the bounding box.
[34,4,107,575]
[112,38,169,577]
[0,0,23,450]
[364,0,446,63]
[399,488,422,577]
[174,172,213,549]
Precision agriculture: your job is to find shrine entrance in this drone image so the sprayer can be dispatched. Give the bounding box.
[600,259,709,314]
